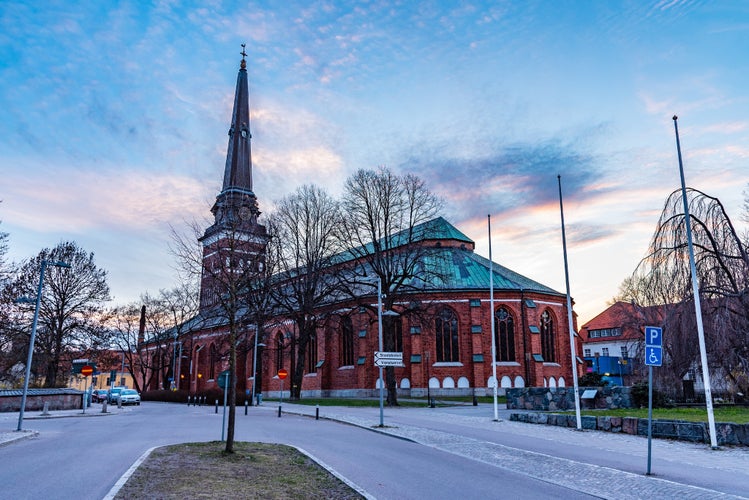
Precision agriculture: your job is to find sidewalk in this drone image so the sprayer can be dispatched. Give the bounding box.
[0,404,125,447]
[276,402,749,500]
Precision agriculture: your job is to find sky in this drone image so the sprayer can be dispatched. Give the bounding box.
[1,0,748,325]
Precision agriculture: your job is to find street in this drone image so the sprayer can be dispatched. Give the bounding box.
[0,402,747,499]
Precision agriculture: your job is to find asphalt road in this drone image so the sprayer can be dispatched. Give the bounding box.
[1,402,747,499]
[0,403,593,500]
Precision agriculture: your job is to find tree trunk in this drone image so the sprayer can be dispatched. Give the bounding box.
[226,325,237,454]
[384,315,399,406]
[292,337,307,400]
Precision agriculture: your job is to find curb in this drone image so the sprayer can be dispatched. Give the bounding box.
[0,430,39,448]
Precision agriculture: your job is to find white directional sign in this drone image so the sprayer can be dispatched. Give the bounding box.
[374,351,403,367]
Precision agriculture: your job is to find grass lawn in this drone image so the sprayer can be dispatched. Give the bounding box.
[115,441,363,499]
[572,406,749,424]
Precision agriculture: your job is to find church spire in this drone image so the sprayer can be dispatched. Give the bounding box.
[204,44,261,237]
[222,43,253,195]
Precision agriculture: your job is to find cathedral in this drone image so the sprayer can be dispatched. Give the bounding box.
[156,52,581,399]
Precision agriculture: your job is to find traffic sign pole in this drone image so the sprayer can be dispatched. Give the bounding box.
[644,326,663,474]
[80,365,93,415]
[647,365,653,475]
[277,369,288,418]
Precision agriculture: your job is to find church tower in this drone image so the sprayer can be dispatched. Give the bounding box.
[199,46,268,310]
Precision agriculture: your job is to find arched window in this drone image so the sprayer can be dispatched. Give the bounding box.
[340,316,354,366]
[495,307,515,362]
[541,309,556,362]
[209,344,218,380]
[306,334,318,373]
[275,332,284,372]
[388,317,403,353]
[435,308,459,362]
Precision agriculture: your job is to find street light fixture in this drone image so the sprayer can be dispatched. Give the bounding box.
[16,259,70,432]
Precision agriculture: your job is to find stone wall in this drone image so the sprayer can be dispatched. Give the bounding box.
[509,412,749,447]
[506,386,632,411]
[0,388,84,412]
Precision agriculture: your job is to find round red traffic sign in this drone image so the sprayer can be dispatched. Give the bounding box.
[277,369,288,380]
[81,365,93,376]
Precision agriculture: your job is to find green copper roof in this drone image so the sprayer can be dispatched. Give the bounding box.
[416,217,473,243]
[412,244,563,296]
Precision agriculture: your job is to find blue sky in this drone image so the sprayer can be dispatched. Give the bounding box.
[1,1,748,323]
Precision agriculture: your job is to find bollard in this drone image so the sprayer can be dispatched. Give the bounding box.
[117,397,122,409]
[187,395,192,406]
[215,399,219,414]
[278,405,282,418]
[473,395,478,406]
[202,396,206,406]
[315,404,319,420]
[244,400,248,415]
[429,397,435,408]
[102,400,108,413]
[42,401,50,416]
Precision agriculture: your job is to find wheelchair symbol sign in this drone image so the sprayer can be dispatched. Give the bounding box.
[646,346,662,366]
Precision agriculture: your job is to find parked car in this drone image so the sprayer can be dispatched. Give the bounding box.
[107,387,126,403]
[119,389,141,406]
[92,389,108,403]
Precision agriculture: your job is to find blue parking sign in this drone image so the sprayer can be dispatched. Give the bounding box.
[645,326,662,347]
[645,346,662,366]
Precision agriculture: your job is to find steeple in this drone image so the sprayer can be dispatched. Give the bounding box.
[199,46,268,310]
[203,44,262,239]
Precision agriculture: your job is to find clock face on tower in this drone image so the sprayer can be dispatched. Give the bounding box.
[239,207,251,221]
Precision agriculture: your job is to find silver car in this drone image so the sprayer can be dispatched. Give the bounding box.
[119,389,141,405]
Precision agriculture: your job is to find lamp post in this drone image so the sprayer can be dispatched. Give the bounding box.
[376,277,385,427]
[251,325,265,406]
[16,259,70,432]
[366,276,399,427]
[169,340,182,390]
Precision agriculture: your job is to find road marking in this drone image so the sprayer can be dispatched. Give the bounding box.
[102,446,157,500]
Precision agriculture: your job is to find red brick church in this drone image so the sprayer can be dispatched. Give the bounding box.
[152,53,581,399]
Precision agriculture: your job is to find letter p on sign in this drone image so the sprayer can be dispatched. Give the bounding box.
[645,326,662,347]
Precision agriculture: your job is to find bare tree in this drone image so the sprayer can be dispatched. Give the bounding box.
[5,241,110,387]
[171,211,269,452]
[340,166,442,406]
[623,188,749,397]
[268,185,344,400]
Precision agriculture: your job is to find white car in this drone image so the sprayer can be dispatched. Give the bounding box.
[119,389,141,405]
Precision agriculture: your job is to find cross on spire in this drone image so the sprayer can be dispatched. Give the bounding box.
[241,43,247,61]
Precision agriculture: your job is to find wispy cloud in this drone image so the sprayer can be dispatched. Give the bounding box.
[399,136,605,224]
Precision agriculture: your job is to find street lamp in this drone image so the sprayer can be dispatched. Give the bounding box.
[16,259,70,432]
[366,276,399,427]
[251,324,265,406]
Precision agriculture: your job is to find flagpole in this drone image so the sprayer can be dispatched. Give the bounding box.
[672,115,718,448]
[488,214,499,421]
[558,175,582,430]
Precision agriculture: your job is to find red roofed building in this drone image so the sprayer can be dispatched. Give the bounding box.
[580,301,663,385]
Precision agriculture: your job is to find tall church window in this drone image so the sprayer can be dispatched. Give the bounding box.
[306,334,318,373]
[495,307,515,362]
[275,332,284,373]
[209,344,218,380]
[341,316,354,366]
[385,317,403,353]
[541,310,556,362]
[436,308,459,362]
